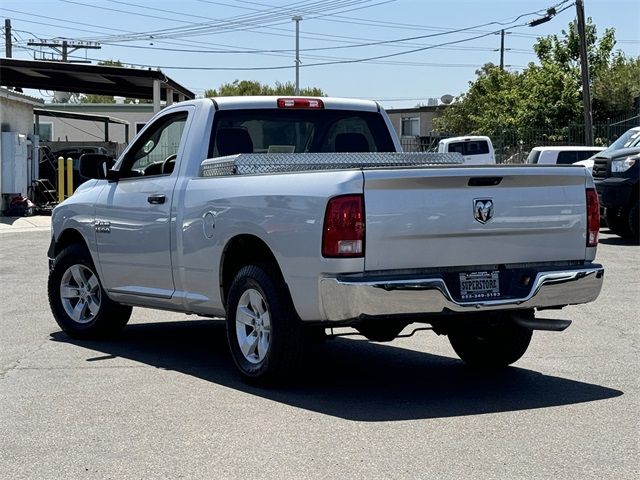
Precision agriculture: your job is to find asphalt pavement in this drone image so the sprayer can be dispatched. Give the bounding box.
[0,225,638,479]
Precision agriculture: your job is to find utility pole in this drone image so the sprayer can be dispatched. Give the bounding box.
[499,30,505,71]
[27,38,101,63]
[576,0,593,145]
[494,30,511,71]
[4,19,11,58]
[292,16,302,95]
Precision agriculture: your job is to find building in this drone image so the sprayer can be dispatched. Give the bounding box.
[385,105,449,151]
[0,88,44,211]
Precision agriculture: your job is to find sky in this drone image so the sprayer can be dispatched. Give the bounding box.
[1,0,639,109]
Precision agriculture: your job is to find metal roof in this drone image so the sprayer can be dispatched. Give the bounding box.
[0,87,44,105]
[33,107,129,125]
[0,58,194,101]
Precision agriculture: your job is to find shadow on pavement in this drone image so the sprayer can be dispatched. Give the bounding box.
[598,234,638,246]
[50,320,623,422]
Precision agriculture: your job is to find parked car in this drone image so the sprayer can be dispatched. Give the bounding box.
[574,127,640,173]
[437,135,495,165]
[526,146,605,166]
[592,145,639,243]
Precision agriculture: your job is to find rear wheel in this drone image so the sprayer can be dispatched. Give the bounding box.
[226,265,304,384]
[448,312,533,368]
[48,244,132,339]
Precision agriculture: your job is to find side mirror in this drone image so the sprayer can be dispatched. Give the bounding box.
[79,154,116,180]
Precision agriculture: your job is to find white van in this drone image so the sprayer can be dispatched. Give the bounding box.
[437,136,495,165]
[526,146,605,165]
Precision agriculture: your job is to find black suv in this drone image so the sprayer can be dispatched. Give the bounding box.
[592,146,639,243]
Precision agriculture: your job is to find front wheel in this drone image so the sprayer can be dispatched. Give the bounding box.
[226,265,304,384]
[48,244,132,339]
[448,312,533,368]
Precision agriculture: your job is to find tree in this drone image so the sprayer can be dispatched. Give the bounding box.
[434,19,637,139]
[204,79,325,97]
[592,54,640,121]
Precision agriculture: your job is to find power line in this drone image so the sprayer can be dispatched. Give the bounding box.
[5,0,572,72]
[2,5,545,61]
[58,0,391,42]
[3,2,551,57]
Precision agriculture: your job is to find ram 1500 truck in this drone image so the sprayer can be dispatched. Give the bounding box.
[47,96,604,383]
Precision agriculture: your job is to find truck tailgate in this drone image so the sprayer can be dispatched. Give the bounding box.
[363,166,588,271]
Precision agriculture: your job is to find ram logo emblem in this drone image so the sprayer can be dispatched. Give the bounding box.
[473,199,494,224]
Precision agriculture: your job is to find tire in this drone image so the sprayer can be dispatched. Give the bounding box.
[605,208,631,238]
[627,203,639,244]
[226,265,304,384]
[448,312,533,368]
[48,244,132,339]
[356,321,408,342]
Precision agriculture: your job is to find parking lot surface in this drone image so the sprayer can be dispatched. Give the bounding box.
[0,227,638,479]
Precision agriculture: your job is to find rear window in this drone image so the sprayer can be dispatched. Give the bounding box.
[448,140,490,156]
[556,151,578,164]
[208,109,395,157]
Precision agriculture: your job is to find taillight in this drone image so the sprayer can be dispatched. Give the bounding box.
[586,188,600,247]
[322,195,364,257]
[277,98,324,109]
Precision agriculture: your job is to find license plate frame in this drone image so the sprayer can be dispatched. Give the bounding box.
[459,271,501,300]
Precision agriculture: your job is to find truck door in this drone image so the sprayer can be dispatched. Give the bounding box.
[95,108,192,299]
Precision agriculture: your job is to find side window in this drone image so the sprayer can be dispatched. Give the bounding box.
[119,112,188,178]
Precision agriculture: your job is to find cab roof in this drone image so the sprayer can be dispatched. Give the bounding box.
[209,96,380,112]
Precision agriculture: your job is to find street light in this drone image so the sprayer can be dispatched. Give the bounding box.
[292,16,302,95]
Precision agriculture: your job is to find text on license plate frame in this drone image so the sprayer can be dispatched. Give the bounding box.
[459,271,500,300]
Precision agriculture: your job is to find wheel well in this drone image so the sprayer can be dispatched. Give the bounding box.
[54,229,88,257]
[220,235,284,307]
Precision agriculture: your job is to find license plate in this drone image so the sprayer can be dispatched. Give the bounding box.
[459,271,500,300]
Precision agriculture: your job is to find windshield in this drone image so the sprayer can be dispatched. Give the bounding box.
[602,128,640,154]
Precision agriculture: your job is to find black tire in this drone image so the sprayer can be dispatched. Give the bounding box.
[48,244,132,339]
[226,264,304,384]
[448,312,533,368]
[605,208,631,238]
[356,321,408,342]
[627,203,639,244]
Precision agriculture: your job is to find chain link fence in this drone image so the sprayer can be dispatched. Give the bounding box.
[400,112,640,164]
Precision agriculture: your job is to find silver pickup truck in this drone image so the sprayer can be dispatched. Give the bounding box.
[47,96,604,383]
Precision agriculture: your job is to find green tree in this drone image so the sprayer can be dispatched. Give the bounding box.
[592,54,640,121]
[204,79,325,97]
[434,19,636,138]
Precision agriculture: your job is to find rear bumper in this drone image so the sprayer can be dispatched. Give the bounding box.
[319,265,604,321]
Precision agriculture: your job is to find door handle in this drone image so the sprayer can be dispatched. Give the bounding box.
[147,194,166,205]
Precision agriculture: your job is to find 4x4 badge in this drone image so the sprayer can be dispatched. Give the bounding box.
[474,199,494,224]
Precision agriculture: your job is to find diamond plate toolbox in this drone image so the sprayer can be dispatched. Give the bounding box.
[200,152,464,177]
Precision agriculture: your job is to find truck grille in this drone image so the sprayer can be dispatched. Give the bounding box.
[592,157,609,179]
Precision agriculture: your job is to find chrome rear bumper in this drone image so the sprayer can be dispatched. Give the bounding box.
[319,265,604,321]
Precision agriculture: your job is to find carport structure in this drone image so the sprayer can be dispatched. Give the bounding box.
[33,107,131,142]
[0,58,195,114]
